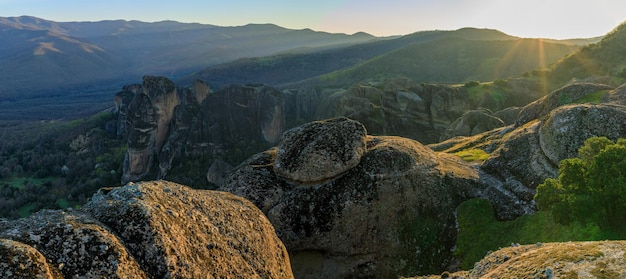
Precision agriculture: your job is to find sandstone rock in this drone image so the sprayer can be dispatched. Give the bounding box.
[0,181,294,279]
[316,80,470,144]
[221,119,482,278]
[274,117,367,182]
[440,109,505,141]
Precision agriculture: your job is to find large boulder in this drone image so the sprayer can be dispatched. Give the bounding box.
[0,181,293,279]
[221,118,482,278]
[274,118,367,182]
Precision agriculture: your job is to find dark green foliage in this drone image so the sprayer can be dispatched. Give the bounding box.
[455,198,622,269]
[535,136,626,231]
[0,112,125,218]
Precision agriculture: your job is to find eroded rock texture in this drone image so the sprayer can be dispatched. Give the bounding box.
[0,181,293,279]
[432,82,626,220]
[221,117,482,278]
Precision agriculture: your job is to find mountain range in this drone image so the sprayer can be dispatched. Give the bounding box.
[0,16,602,121]
[0,16,376,120]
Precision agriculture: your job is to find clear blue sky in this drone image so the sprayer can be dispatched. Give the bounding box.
[1,0,625,39]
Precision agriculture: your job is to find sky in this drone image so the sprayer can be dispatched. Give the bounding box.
[1,0,625,39]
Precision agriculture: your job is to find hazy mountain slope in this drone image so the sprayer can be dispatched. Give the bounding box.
[545,21,626,87]
[0,16,377,120]
[182,27,520,88]
[309,37,579,87]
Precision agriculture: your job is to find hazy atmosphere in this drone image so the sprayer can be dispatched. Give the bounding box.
[2,0,625,38]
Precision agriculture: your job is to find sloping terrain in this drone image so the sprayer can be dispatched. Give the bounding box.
[0,16,376,120]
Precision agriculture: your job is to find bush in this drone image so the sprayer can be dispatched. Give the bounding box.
[535,136,626,231]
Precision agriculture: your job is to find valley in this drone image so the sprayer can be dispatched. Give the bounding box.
[1,14,626,279]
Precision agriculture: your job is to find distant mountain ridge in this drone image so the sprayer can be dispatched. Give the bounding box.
[185,28,594,89]
[0,16,377,120]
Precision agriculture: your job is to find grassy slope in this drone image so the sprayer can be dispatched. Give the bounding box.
[455,198,624,270]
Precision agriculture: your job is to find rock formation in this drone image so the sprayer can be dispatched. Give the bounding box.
[431,82,626,220]
[0,181,293,279]
[122,76,180,183]
[440,109,505,141]
[220,117,484,278]
[409,241,626,279]
[315,78,472,144]
[117,77,287,184]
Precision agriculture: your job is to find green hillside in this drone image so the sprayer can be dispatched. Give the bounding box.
[545,21,626,87]
[313,37,579,87]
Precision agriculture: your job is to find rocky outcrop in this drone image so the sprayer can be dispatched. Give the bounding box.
[117,77,287,184]
[221,117,483,278]
[315,78,471,144]
[122,76,180,183]
[431,82,626,220]
[515,82,614,126]
[0,181,293,279]
[274,118,366,182]
[440,109,505,141]
[411,241,626,279]
[206,159,233,186]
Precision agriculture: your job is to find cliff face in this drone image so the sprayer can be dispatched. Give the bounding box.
[220,118,483,278]
[118,77,286,184]
[0,181,293,278]
[122,76,180,183]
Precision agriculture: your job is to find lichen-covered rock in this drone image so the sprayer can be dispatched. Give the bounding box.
[409,241,626,279]
[538,104,626,165]
[0,210,149,279]
[221,119,482,278]
[433,83,626,220]
[0,181,293,279]
[0,239,62,279]
[515,82,614,126]
[274,117,367,182]
[84,181,293,279]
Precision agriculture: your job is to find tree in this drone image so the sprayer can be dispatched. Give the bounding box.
[535,136,626,231]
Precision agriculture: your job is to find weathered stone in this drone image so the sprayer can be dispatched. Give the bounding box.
[0,181,294,279]
[440,109,505,141]
[206,159,233,186]
[538,104,626,165]
[84,181,293,278]
[0,239,62,279]
[516,82,614,126]
[221,119,482,278]
[274,117,367,182]
[0,210,149,279]
[122,76,180,183]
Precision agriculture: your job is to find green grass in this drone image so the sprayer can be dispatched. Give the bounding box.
[574,90,610,104]
[455,198,624,269]
[454,149,490,162]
